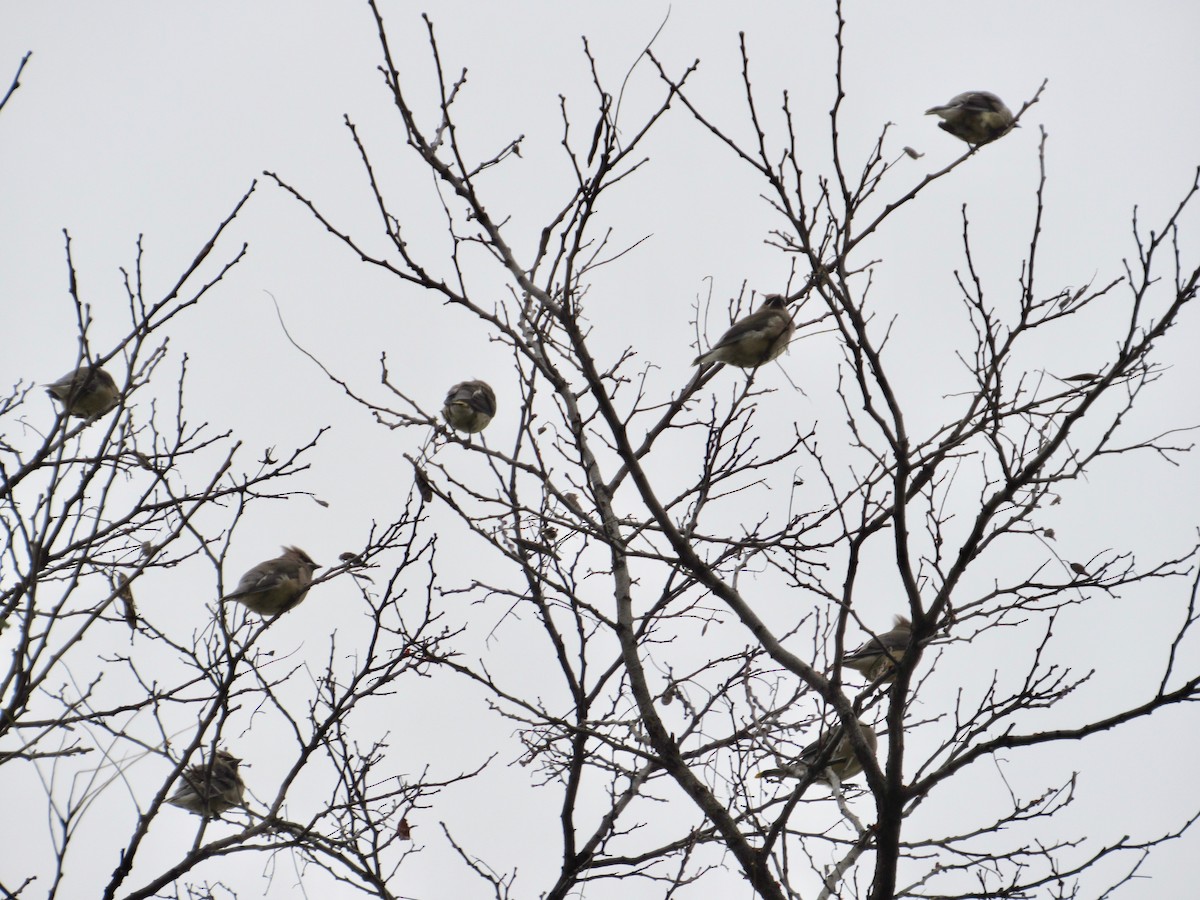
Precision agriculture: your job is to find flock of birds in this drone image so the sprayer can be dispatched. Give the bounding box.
[40,91,1009,815]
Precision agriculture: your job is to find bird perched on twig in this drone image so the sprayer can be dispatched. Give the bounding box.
[442,380,497,434]
[843,615,913,683]
[925,91,1015,146]
[221,546,320,617]
[45,365,120,418]
[167,750,245,817]
[693,294,795,369]
[758,721,878,784]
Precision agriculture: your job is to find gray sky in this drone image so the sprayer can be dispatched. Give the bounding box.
[2,1,1198,897]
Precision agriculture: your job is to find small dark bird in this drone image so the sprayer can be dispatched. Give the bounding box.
[843,615,913,683]
[221,546,320,616]
[442,380,497,434]
[693,294,795,368]
[45,365,120,418]
[167,750,245,817]
[925,91,1015,146]
[758,721,878,784]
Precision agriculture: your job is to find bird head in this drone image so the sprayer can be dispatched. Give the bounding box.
[282,546,320,574]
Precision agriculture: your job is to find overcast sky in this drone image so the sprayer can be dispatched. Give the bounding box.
[2,2,1198,897]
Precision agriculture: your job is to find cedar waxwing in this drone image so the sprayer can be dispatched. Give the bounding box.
[843,615,912,683]
[167,750,245,817]
[693,294,795,369]
[45,365,120,418]
[758,721,878,784]
[442,380,497,434]
[925,91,1015,146]
[221,546,320,617]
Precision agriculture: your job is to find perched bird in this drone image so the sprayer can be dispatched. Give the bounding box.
[693,294,795,369]
[843,615,913,683]
[442,380,497,434]
[45,365,120,418]
[167,750,245,817]
[758,721,878,784]
[925,91,1015,146]
[221,546,320,616]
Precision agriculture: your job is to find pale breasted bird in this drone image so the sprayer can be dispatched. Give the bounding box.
[45,365,120,418]
[925,91,1015,146]
[757,721,878,784]
[843,615,913,683]
[221,546,320,616]
[167,750,246,817]
[693,294,795,368]
[442,380,497,434]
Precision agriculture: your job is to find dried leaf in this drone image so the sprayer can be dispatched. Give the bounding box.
[1059,284,1088,309]
[587,105,606,165]
[397,816,412,840]
[117,575,137,630]
[413,464,434,503]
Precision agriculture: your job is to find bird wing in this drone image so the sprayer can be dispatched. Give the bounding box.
[961,91,1003,111]
[711,310,782,351]
[846,627,908,662]
[224,560,289,598]
[799,735,840,768]
[844,636,883,662]
[446,383,496,416]
[465,385,496,417]
[45,373,76,396]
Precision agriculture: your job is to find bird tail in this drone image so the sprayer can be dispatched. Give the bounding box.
[756,764,807,781]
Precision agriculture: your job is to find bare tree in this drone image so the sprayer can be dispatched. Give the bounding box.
[1,58,465,900]
[5,0,1199,897]
[268,3,1199,897]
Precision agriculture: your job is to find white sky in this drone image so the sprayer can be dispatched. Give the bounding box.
[2,2,1199,897]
